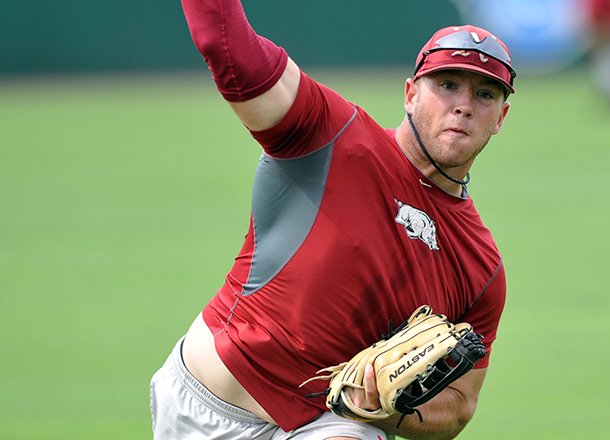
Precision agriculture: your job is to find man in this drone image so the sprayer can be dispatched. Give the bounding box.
[150,0,515,439]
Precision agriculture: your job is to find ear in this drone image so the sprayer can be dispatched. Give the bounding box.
[492,101,511,134]
[404,78,418,114]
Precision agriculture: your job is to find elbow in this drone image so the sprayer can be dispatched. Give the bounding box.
[189,28,224,58]
[435,404,477,440]
[182,7,225,57]
[459,393,478,425]
[450,392,478,438]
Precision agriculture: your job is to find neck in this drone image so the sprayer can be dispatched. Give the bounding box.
[395,117,469,198]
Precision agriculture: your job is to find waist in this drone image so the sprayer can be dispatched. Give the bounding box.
[182,314,276,424]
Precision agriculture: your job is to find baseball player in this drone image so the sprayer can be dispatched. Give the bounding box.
[150,0,515,439]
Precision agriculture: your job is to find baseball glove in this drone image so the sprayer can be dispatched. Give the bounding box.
[300,305,485,425]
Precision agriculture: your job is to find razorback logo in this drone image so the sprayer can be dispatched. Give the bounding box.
[394,199,439,250]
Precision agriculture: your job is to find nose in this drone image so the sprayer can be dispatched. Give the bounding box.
[453,90,474,118]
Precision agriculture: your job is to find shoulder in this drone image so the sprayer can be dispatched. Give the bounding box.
[251,70,359,157]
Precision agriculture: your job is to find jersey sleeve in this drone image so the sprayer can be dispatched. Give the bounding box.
[459,262,507,368]
[250,71,356,158]
[181,0,288,102]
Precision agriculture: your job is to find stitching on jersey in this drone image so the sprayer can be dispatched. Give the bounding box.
[225,294,241,327]
[457,260,503,321]
[262,104,359,162]
[243,104,359,296]
[332,104,358,143]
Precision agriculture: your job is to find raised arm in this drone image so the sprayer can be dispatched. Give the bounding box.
[181,0,300,131]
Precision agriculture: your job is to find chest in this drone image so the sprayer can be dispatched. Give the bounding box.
[313,132,500,322]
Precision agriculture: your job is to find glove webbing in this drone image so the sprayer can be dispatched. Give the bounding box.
[395,332,486,414]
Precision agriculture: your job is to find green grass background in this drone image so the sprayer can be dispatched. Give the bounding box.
[1,69,609,439]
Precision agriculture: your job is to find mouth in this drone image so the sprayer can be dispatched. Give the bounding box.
[444,127,468,136]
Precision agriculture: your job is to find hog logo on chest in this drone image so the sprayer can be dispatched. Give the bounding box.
[394,199,439,251]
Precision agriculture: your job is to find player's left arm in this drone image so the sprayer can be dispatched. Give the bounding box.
[352,265,505,439]
[376,269,506,438]
[369,367,487,440]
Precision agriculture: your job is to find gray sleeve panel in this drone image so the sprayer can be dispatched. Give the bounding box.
[242,144,334,296]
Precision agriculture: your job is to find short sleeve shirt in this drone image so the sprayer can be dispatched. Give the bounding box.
[203,71,506,431]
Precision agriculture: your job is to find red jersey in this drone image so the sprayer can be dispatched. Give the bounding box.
[202,72,506,430]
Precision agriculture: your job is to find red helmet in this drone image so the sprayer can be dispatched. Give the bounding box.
[414,25,516,94]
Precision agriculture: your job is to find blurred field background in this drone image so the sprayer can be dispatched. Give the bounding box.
[2,0,610,439]
[2,67,609,440]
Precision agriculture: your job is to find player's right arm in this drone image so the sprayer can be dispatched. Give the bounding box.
[181,0,300,131]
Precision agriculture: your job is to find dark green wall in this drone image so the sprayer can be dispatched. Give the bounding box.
[1,1,460,75]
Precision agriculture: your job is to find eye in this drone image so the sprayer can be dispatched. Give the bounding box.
[477,90,494,99]
[440,80,458,90]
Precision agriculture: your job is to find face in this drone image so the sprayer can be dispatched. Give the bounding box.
[404,69,510,172]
